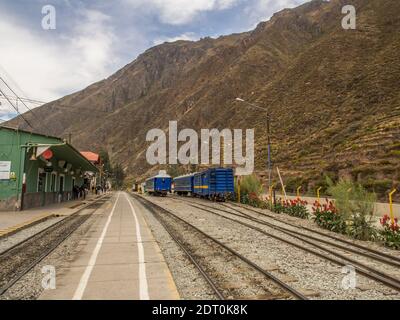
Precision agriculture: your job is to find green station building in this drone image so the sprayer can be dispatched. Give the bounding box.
[0,126,98,211]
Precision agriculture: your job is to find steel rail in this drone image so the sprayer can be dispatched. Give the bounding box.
[131,193,225,300]
[131,193,307,300]
[171,195,400,267]
[0,195,109,258]
[0,195,111,296]
[221,204,400,268]
[182,201,400,292]
[227,202,400,264]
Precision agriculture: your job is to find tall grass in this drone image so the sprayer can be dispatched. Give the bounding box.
[238,174,263,198]
[326,177,377,241]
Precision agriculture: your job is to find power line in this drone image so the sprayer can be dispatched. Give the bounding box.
[0,95,45,105]
[0,76,52,132]
[0,85,34,129]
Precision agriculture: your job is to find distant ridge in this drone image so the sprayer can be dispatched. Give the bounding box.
[7,0,400,198]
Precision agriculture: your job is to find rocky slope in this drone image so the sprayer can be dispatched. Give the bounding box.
[7,0,400,198]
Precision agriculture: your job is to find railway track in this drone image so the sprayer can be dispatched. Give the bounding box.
[168,196,400,292]
[131,193,307,300]
[226,202,400,266]
[0,195,111,297]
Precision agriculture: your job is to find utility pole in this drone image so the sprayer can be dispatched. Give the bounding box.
[266,113,272,189]
[235,98,272,189]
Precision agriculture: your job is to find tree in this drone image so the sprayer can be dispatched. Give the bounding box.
[113,163,126,189]
[99,149,113,176]
[167,164,186,178]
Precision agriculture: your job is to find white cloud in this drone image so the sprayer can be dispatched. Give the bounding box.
[153,32,199,45]
[0,8,118,116]
[244,0,304,27]
[125,0,241,25]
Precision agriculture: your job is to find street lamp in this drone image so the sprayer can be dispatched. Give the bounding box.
[235,98,272,189]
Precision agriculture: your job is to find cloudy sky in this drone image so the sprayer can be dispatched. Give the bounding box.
[0,0,307,121]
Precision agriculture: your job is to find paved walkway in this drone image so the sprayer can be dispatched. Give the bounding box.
[0,194,102,236]
[39,192,179,300]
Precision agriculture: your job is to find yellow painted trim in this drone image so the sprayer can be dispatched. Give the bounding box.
[389,189,397,224]
[194,186,209,189]
[0,213,54,238]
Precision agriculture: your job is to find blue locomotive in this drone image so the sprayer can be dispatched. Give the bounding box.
[173,168,234,201]
[145,171,172,196]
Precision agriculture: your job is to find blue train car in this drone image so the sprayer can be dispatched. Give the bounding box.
[193,168,234,201]
[145,171,172,196]
[173,174,195,196]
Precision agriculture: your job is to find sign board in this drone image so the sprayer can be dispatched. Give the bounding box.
[0,161,11,180]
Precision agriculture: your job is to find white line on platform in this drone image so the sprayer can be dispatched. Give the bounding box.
[125,193,150,300]
[72,192,121,300]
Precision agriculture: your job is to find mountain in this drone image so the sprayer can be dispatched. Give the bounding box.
[6,0,400,198]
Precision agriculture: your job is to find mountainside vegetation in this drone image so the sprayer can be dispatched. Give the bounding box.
[7,0,400,200]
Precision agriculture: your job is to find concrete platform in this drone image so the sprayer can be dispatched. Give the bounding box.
[39,192,180,300]
[0,194,103,238]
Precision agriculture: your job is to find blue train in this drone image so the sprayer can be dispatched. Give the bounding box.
[173,168,234,201]
[173,174,195,196]
[145,171,172,196]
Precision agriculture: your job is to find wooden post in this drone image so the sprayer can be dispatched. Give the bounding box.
[276,167,287,200]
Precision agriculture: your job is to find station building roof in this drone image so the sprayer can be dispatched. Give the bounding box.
[0,126,98,173]
[80,151,101,164]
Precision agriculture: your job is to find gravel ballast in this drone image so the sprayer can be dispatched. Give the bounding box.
[143,195,400,300]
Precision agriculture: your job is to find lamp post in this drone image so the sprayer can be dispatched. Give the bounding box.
[235,98,272,189]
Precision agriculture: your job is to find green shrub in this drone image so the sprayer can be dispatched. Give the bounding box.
[312,199,347,233]
[241,192,268,209]
[238,174,262,197]
[276,198,309,219]
[327,177,378,241]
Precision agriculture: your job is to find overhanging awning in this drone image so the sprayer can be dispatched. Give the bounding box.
[49,144,99,173]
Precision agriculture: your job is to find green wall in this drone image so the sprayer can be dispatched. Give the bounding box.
[0,128,86,202]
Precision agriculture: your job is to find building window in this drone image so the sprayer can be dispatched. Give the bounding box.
[50,173,57,192]
[59,174,65,193]
[37,169,47,192]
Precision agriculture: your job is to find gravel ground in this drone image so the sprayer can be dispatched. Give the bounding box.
[0,217,64,254]
[185,200,400,279]
[145,195,400,300]
[136,196,296,299]
[132,197,217,300]
[218,203,400,277]
[0,201,111,300]
[227,201,400,259]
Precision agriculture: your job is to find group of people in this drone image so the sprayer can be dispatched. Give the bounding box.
[72,185,87,200]
[72,184,109,201]
[92,185,108,195]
